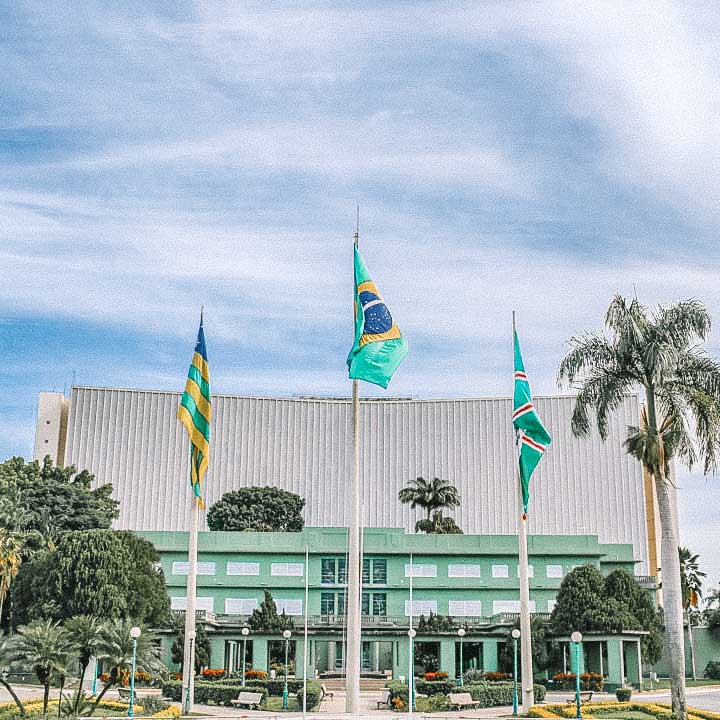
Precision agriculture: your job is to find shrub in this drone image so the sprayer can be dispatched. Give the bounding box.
[705,661,720,680]
[463,681,546,707]
[485,671,511,682]
[141,696,169,715]
[552,672,576,689]
[160,680,268,707]
[415,679,456,696]
[462,669,486,684]
[244,669,268,680]
[423,671,449,681]
[580,672,604,691]
[246,678,304,696]
[296,681,322,710]
[391,696,406,711]
[200,669,226,680]
[385,680,409,705]
[615,687,633,702]
[425,693,451,712]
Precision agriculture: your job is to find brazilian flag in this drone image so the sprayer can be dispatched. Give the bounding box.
[178,315,211,508]
[513,328,551,513]
[347,246,408,389]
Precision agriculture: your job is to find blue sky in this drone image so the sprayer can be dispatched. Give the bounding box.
[2,2,719,589]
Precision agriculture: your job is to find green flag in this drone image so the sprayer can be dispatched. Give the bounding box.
[347,246,408,388]
[513,328,551,513]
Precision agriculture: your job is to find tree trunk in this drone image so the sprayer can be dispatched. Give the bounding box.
[0,677,26,717]
[89,682,113,716]
[655,469,687,719]
[43,681,50,720]
[57,675,65,720]
[687,610,697,681]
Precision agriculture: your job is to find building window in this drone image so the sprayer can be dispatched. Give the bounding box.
[271,563,304,576]
[492,600,536,614]
[448,564,481,578]
[362,592,369,616]
[275,599,303,615]
[372,593,387,616]
[517,565,535,578]
[492,564,509,578]
[448,600,483,616]
[373,559,387,584]
[320,593,335,615]
[320,558,347,584]
[546,565,563,578]
[404,599,437,616]
[404,563,437,577]
[171,596,214,612]
[362,559,370,584]
[227,562,260,576]
[337,592,346,615]
[224,598,258,614]
[172,561,215,576]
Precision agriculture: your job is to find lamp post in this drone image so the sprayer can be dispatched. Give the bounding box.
[241,627,250,684]
[182,630,196,716]
[571,632,583,720]
[457,628,466,686]
[408,628,416,712]
[511,629,521,716]
[282,629,292,710]
[128,626,141,718]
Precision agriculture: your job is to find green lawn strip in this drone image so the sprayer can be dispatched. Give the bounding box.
[263,696,301,712]
[642,680,720,690]
[586,712,657,720]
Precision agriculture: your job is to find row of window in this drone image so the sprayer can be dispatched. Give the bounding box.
[171,559,567,580]
[170,595,558,616]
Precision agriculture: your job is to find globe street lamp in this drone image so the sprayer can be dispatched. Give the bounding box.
[511,629,521,716]
[408,628,416,712]
[241,627,250,684]
[457,628,466,686]
[128,626,142,718]
[571,631,583,719]
[282,629,292,710]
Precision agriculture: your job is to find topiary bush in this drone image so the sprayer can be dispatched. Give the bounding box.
[463,681,545,707]
[160,680,268,707]
[296,681,323,710]
[424,693,451,712]
[414,679,456,696]
[615,687,633,701]
[705,660,720,680]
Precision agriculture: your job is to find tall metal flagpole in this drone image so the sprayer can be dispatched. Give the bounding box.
[513,311,534,713]
[346,221,362,715]
[181,496,200,714]
[302,544,309,718]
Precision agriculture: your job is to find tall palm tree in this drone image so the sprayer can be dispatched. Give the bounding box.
[0,529,23,628]
[17,620,77,719]
[90,619,163,715]
[558,295,720,720]
[679,548,706,680]
[398,477,461,529]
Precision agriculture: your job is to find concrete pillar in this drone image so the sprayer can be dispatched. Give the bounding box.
[396,639,410,683]
[623,640,641,689]
[310,640,317,678]
[295,638,305,678]
[439,639,455,678]
[483,640,499,672]
[254,638,268,672]
[208,636,224,670]
[373,641,381,672]
[605,637,623,689]
[328,640,337,670]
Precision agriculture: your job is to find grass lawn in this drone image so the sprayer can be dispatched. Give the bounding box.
[263,696,301,712]
[642,679,720,690]
[589,712,657,720]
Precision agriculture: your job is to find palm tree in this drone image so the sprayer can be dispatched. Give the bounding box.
[64,616,106,693]
[398,477,461,531]
[679,548,706,680]
[90,619,163,715]
[558,295,720,720]
[17,620,77,719]
[0,634,25,717]
[0,529,23,628]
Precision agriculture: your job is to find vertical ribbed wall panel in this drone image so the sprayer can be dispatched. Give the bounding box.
[63,388,649,572]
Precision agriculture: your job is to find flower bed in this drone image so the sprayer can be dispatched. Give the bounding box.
[528,701,720,720]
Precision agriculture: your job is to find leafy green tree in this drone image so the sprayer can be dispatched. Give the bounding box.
[558,295,720,720]
[398,477,461,533]
[0,634,25,717]
[499,616,555,678]
[10,551,60,627]
[248,590,294,633]
[91,620,163,715]
[207,487,305,531]
[17,620,76,719]
[0,529,23,630]
[170,614,211,675]
[550,565,607,634]
[417,612,455,633]
[0,457,118,540]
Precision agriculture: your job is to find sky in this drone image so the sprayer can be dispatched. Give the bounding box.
[2,1,719,590]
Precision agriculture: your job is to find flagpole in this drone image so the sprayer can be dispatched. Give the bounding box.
[513,311,534,713]
[302,544,309,718]
[182,496,200,714]
[345,222,362,715]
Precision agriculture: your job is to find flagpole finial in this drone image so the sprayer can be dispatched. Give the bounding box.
[200,306,204,325]
[512,310,516,333]
[354,205,360,248]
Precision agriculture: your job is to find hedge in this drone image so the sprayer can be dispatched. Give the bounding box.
[414,679,456,696]
[161,680,268,706]
[296,681,323,710]
[463,681,546,706]
[246,678,305,695]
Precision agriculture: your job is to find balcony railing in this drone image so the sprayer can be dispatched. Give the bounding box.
[635,575,658,589]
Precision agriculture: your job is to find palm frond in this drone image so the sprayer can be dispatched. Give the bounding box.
[569,368,634,439]
[557,333,617,385]
[655,299,711,348]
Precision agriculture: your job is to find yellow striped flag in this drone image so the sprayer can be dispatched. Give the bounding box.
[178,315,211,508]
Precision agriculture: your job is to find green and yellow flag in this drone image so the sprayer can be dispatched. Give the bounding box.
[513,328,551,514]
[347,246,408,388]
[178,315,211,508]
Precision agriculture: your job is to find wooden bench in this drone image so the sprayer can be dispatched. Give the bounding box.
[377,689,391,709]
[449,692,481,709]
[566,691,593,705]
[230,691,264,710]
[320,684,334,701]
[117,688,148,703]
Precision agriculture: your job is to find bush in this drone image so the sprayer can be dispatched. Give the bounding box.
[160,680,268,707]
[423,671,449,681]
[246,678,304,696]
[705,660,720,680]
[200,669,226,680]
[385,680,409,705]
[485,671,511,682]
[463,681,546,707]
[462,669,486,684]
[580,672,604,691]
[424,693,451,712]
[141,696,169,715]
[296,681,322,710]
[615,687,633,701]
[414,679,456,696]
[244,669,267,681]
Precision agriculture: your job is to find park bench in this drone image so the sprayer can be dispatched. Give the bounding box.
[320,684,334,701]
[377,689,391,709]
[230,691,264,710]
[449,692,481,710]
[566,691,593,705]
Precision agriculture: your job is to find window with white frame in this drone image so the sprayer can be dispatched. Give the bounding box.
[172,561,215,576]
[547,600,557,612]
[448,600,483,616]
[271,563,304,576]
[448,564,481,578]
[224,598,258,614]
[516,565,535,578]
[492,600,536,614]
[404,563,437,577]
[546,565,564,578]
[226,562,260,576]
[171,596,214,611]
[492,564,509,578]
[275,599,303,615]
[404,600,437,616]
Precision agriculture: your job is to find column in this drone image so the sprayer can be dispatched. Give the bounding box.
[295,638,305,678]
[254,638,268,672]
[328,640,337,671]
[623,640,641,689]
[439,639,456,678]
[483,640,499,672]
[396,639,410,683]
[373,642,381,672]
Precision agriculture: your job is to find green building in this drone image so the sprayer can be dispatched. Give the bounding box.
[141,527,653,688]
